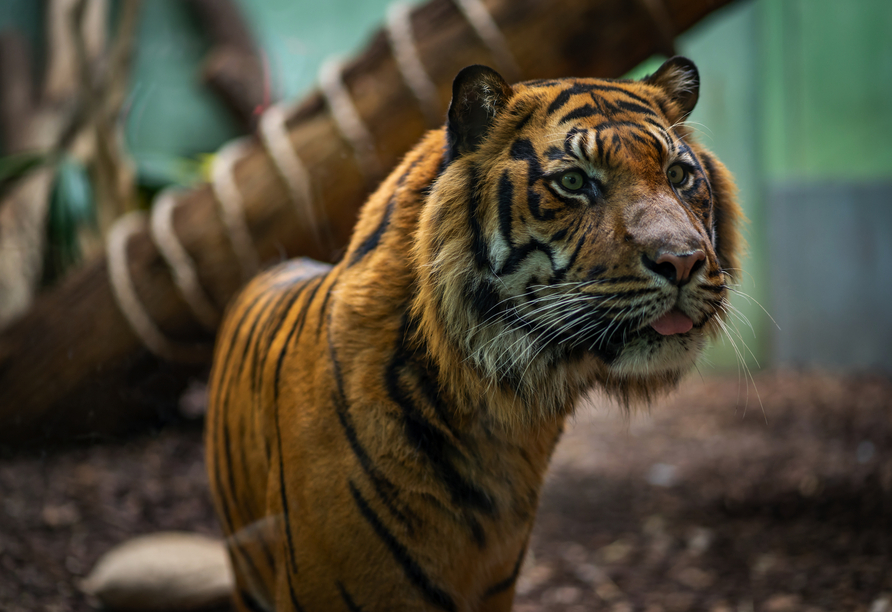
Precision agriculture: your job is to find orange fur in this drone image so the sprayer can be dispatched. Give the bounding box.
[206,58,742,611]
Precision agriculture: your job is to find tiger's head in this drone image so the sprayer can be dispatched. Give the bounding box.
[412,58,743,417]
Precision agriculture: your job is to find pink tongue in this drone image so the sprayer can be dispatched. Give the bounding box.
[651,310,693,336]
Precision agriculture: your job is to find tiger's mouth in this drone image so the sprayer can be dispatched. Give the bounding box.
[588,307,702,365]
[649,308,694,336]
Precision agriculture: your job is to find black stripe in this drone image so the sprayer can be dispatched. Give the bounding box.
[251,281,309,395]
[527,189,554,221]
[349,482,457,612]
[467,277,502,321]
[216,291,267,385]
[544,145,564,161]
[212,432,268,587]
[592,129,604,162]
[589,82,655,108]
[386,328,495,516]
[403,321,462,441]
[509,139,554,222]
[348,194,396,267]
[511,107,535,133]
[349,151,429,265]
[496,171,514,246]
[271,396,310,612]
[482,545,527,599]
[468,516,487,549]
[626,128,651,148]
[550,227,568,242]
[497,239,552,277]
[562,126,585,158]
[272,275,327,401]
[639,125,666,154]
[509,137,538,166]
[314,275,338,338]
[592,120,653,135]
[615,98,658,117]
[237,589,272,612]
[250,275,317,393]
[559,103,598,124]
[585,264,607,281]
[551,234,587,282]
[676,139,713,203]
[598,275,647,284]
[273,368,300,574]
[337,582,364,612]
[220,409,241,527]
[546,83,597,115]
[328,334,419,532]
[466,165,491,270]
[610,132,623,156]
[211,397,255,562]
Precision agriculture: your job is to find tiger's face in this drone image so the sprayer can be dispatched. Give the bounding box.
[416,59,742,409]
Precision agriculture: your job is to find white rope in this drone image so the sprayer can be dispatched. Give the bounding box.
[211,137,261,282]
[107,211,212,364]
[386,1,442,127]
[453,0,521,83]
[319,58,382,181]
[258,104,323,244]
[149,190,221,331]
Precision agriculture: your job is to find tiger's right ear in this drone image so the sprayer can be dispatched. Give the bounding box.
[643,56,700,121]
[447,65,513,161]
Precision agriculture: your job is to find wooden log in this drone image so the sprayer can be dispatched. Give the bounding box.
[0,0,738,445]
[186,0,268,129]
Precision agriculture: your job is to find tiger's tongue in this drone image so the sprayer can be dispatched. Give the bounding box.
[651,310,693,336]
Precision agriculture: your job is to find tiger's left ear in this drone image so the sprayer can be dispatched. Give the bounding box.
[447,65,513,161]
[643,56,700,120]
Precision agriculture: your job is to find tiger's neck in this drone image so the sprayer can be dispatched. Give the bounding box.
[336,129,592,427]
[332,128,576,469]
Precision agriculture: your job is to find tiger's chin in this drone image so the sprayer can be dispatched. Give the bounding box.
[571,329,708,409]
[608,327,706,379]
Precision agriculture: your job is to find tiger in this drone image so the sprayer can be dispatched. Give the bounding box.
[206,56,743,612]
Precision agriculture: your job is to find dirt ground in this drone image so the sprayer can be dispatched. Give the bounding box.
[1,370,890,612]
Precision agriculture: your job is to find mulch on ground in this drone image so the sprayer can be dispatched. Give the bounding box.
[1,370,890,611]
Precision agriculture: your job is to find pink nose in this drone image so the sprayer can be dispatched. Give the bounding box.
[646,250,706,285]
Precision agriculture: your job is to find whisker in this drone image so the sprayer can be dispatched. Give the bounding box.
[725,286,780,331]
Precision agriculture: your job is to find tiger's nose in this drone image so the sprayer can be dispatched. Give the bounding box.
[643,250,706,286]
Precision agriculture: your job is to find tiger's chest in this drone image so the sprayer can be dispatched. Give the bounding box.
[264,306,562,610]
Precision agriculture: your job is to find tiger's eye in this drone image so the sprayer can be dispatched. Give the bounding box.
[667,164,687,185]
[560,171,585,191]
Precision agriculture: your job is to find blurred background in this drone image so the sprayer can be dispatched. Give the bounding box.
[1,2,891,611]
[1,0,889,378]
